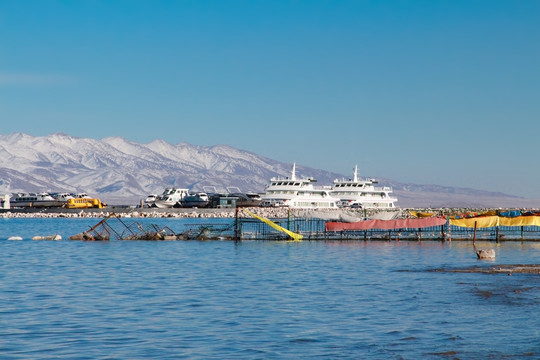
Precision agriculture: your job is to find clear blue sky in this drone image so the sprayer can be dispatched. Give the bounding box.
[1,1,539,197]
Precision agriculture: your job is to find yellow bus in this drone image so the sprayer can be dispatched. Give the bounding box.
[66,198,106,209]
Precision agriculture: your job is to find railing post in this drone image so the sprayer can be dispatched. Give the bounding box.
[473,221,477,246]
[235,207,239,240]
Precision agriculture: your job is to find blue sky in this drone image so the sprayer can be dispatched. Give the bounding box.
[1,1,539,197]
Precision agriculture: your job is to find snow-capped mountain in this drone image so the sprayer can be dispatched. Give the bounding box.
[0,132,537,208]
[0,132,339,204]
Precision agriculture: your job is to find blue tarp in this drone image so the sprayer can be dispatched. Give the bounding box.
[499,210,522,218]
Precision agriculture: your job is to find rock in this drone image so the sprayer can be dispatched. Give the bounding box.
[476,249,496,259]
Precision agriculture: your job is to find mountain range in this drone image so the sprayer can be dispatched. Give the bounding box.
[0,132,538,208]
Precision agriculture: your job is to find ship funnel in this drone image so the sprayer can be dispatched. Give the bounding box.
[353,165,358,182]
[291,163,297,180]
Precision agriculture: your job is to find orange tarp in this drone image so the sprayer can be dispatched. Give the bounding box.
[326,217,447,231]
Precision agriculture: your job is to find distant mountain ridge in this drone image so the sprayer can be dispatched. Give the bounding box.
[0,132,537,208]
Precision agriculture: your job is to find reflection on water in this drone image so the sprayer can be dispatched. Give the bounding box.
[1,218,540,359]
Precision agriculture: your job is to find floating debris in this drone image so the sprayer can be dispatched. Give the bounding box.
[119,222,177,240]
[32,234,62,241]
[68,213,218,241]
[180,223,235,240]
[69,215,114,240]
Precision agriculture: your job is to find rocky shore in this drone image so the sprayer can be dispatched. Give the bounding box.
[0,206,300,219]
[1,206,538,219]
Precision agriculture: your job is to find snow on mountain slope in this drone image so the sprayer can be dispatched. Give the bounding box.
[0,132,317,203]
[0,132,536,207]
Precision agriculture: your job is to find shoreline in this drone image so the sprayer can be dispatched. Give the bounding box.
[0,206,295,219]
[1,206,539,219]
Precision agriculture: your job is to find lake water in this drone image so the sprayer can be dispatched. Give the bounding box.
[1,218,540,359]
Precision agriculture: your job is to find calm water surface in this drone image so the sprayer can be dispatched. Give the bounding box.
[1,218,540,359]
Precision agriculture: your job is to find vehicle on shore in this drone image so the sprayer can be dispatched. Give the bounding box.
[177,192,210,208]
[50,192,75,202]
[226,187,262,207]
[152,188,190,208]
[66,198,106,209]
[260,163,339,209]
[72,193,92,199]
[331,165,397,209]
[143,194,158,208]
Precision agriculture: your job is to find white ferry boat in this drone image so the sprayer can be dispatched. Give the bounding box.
[260,164,339,209]
[331,165,397,209]
[153,188,190,208]
[10,192,66,208]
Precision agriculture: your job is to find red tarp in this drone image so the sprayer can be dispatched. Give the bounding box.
[326,217,448,231]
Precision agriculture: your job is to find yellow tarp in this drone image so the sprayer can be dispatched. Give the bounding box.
[449,216,500,228]
[243,209,303,241]
[500,216,540,227]
[409,211,435,218]
[450,215,540,228]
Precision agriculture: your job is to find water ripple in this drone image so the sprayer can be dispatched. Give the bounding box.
[1,219,540,358]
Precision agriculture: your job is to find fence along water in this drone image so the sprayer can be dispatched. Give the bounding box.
[65,209,540,241]
[236,210,540,241]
